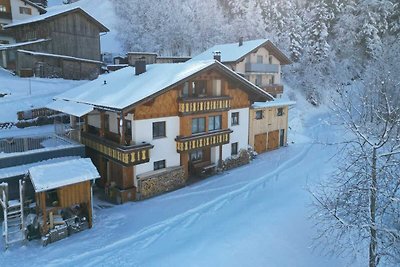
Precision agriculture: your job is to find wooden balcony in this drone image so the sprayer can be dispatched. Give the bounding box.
[262,84,284,96]
[178,96,231,115]
[175,129,232,152]
[0,12,12,20]
[81,132,153,166]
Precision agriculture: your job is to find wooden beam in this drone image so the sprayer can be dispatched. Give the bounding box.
[99,111,105,137]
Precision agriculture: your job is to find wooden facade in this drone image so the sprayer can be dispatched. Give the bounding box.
[1,7,108,79]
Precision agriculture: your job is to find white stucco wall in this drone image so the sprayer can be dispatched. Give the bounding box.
[10,0,41,22]
[222,107,250,160]
[133,116,181,176]
[87,112,100,128]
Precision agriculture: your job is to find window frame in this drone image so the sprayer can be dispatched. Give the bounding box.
[208,115,222,131]
[19,6,32,15]
[231,112,239,126]
[231,142,238,156]
[154,160,166,170]
[277,108,284,117]
[256,55,263,64]
[190,149,203,162]
[153,121,166,139]
[255,110,263,120]
[192,117,206,134]
[255,74,262,86]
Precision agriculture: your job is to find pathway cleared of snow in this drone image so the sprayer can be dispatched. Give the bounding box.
[0,110,357,266]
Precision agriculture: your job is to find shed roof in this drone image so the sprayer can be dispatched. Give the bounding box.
[29,158,99,192]
[53,60,272,112]
[3,6,109,32]
[190,39,292,65]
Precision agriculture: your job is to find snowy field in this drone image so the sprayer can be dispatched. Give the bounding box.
[0,101,362,266]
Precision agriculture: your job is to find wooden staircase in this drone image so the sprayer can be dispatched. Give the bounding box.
[1,180,26,249]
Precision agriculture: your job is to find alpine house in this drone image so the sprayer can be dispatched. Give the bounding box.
[48,59,272,203]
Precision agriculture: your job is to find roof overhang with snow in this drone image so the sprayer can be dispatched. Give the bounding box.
[3,6,109,32]
[0,39,50,51]
[53,60,273,113]
[252,100,296,109]
[29,158,100,193]
[46,99,94,117]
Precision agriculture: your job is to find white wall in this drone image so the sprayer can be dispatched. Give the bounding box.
[133,116,181,176]
[10,0,41,22]
[87,112,100,128]
[222,107,249,160]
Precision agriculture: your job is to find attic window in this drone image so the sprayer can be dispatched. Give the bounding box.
[19,6,32,15]
[0,5,7,12]
[255,110,263,120]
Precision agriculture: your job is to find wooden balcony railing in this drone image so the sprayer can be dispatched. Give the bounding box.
[178,96,231,115]
[262,84,284,96]
[81,132,153,166]
[175,129,232,152]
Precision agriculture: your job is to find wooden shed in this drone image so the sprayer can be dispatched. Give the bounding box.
[28,158,99,235]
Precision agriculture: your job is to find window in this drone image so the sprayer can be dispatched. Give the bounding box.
[279,129,285,147]
[182,82,189,97]
[268,55,273,64]
[125,120,132,137]
[19,7,32,15]
[231,142,238,156]
[271,75,275,84]
[154,160,166,170]
[255,75,262,86]
[192,80,206,97]
[104,114,109,132]
[208,115,221,131]
[153,121,166,138]
[212,79,221,96]
[277,108,284,116]
[255,110,263,120]
[257,55,263,64]
[192,117,205,134]
[0,5,7,12]
[190,150,203,161]
[46,189,59,207]
[231,112,239,126]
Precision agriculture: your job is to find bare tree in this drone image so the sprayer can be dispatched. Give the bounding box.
[310,53,400,266]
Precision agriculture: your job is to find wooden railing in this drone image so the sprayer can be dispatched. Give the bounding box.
[81,132,153,166]
[175,129,232,152]
[178,96,231,115]
[262,84,284,96]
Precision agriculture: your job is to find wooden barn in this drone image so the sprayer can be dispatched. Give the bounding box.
[0,6,109,79]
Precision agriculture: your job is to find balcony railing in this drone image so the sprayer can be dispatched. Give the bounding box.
[81,132,153,166]
[245,63,279,73]
[262,84,284,96]
[175,129,232,152]
[178,96,231,115]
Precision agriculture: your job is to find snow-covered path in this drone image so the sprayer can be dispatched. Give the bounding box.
[1,111,353,266]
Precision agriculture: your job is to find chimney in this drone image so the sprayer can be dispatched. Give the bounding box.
[213,51,221,62]
[135,57,146,75]
[239,37,243,47]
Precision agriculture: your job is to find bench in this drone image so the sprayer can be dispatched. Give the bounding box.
[191,161,217,177]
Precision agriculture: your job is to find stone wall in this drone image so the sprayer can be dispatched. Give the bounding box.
[137,166,185,200]
[222,149,251,171]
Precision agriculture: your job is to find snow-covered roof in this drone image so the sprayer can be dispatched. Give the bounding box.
[252,99,296,109]
[190,39,291,65]
[18,50,103,64]
[29,158,99,192]
[3,6,108,32]
[46,99,94,117]
[0,39,50,51]
[54,60,272,111]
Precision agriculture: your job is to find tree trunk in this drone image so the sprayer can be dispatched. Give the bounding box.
[369,147,377,267]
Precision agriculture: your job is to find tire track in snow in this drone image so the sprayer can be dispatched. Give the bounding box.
[49,142,315,267]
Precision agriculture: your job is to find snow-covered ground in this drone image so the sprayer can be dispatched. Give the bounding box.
[0,86,360,266]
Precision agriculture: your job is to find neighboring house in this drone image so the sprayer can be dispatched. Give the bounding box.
[249,100,295,154]
[191,38,295,153]
[0,5,109,79]
[47,59,271,203]
[0,0,45,44]
[190,38,291,98]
